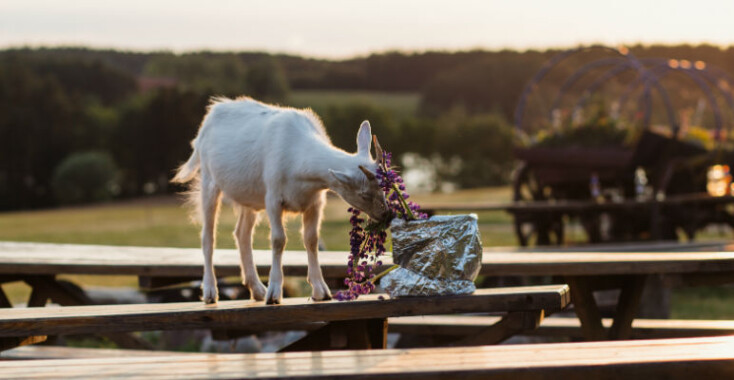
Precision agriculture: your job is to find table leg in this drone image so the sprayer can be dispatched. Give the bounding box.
[609,275,647,340]
[566,276,606,341]
[451,310,545,346]
[0,286,11,308]
[279,318,387,352]
[21,275,153,350]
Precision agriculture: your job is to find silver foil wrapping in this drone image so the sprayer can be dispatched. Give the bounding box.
[380,214,482,297]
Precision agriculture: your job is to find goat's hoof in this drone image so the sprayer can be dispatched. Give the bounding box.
[201,286,219,304]
[265,285,282,305]
[249,283,267,301]
[311,294,332,302]
[310,281,332,302]
[265,297,281,305]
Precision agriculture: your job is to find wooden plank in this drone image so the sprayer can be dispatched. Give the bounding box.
[0,336,733,379]
[389,316,734,339]
[1,346,200,360]
[0,242,358,278]
[0,336,46,352]
[0,285,570,338]
[480,252,734,276]
[3,241,734,279]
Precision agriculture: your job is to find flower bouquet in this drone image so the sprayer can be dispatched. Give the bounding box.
[335,137,482,301]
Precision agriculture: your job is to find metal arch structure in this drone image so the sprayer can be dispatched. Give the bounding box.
[566,58,678,133]
[513,45,647,133]
[513,45,734,144]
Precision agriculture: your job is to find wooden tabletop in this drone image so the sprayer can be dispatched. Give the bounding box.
[0,336,732,379]
[0,285,569,338]
[1,241,733,279]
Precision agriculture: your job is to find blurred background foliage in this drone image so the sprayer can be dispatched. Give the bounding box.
[3,44,734,210]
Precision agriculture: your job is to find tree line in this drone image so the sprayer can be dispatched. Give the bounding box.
[2,44,734,210]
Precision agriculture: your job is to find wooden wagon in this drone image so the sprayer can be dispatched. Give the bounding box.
[511,130,734,246]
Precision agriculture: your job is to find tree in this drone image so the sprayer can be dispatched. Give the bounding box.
[0,59,80,209]
[52,151,118,204]
[245,56,290,101]
[433,109,515,188]
[113,88,209,196]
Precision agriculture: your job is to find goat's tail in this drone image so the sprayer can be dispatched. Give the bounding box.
[171,145,200,184]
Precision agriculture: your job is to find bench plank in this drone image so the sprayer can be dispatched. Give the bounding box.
[0,336,732,379]
[389,316,734,339]
[0,285,569,338]
[1,346,199,360]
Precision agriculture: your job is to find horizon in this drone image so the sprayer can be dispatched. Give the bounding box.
[3,0,734,59]
[3,41,733,62]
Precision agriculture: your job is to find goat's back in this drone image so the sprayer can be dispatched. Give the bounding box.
[193,97,333,209]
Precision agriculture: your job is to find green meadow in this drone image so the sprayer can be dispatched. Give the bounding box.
[2,186,734,319]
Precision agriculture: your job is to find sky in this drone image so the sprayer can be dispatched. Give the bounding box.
[2,0,734,59]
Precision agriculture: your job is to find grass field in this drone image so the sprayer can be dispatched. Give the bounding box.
[1,186,734,320]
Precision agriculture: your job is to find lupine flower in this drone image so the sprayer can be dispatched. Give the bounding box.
[335,150,427,301]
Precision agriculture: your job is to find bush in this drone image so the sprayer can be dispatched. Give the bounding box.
[434,109,515,188]
[52,151,119,204]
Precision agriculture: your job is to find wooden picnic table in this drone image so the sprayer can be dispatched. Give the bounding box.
[0,285,570,352]
[2,241,734,343]
[1,336,733,379]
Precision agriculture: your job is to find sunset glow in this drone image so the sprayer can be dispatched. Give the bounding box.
[2,0,734,58]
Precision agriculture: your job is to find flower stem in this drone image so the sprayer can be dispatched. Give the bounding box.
[391,183,416,220]
[369,264,400,283]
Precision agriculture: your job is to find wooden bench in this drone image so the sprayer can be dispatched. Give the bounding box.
[4,241,734,344]
[0,285,570,352]
[1,336,733,379]
[389,316,734,346]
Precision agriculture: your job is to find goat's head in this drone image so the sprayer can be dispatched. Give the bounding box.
[328,121,391,222]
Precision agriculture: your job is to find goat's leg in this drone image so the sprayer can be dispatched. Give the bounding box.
[200,178,222,304]
[234,207,267,301]
[302,195,332,301]
[265,195,286,304]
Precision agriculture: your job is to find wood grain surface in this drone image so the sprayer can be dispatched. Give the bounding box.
[2,241,733,278]
[0,336,732,379]
[0,285,570,338]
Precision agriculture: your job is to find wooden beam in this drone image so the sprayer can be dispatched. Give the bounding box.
[609,275,647,340]
[0,335,46,352]
[279,318,387,352]
[0,285,570,338]
[451,310,544,346]
[138,276,198,290]
[0,286,12,308]
[566,276,606,341]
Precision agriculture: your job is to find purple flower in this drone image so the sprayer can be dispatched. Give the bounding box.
[335,149,427,301]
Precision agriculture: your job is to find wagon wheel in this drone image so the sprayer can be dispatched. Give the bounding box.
[512,164,565,246]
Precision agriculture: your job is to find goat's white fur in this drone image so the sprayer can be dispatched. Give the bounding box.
[173,96,387,304]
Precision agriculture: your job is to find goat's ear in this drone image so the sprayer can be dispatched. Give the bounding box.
[373,135,384,165]
[328,169,352,187]
[356,120,372,157]
[359,165,376,181]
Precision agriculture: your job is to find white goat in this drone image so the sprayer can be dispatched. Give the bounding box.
[172,97,389,304]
